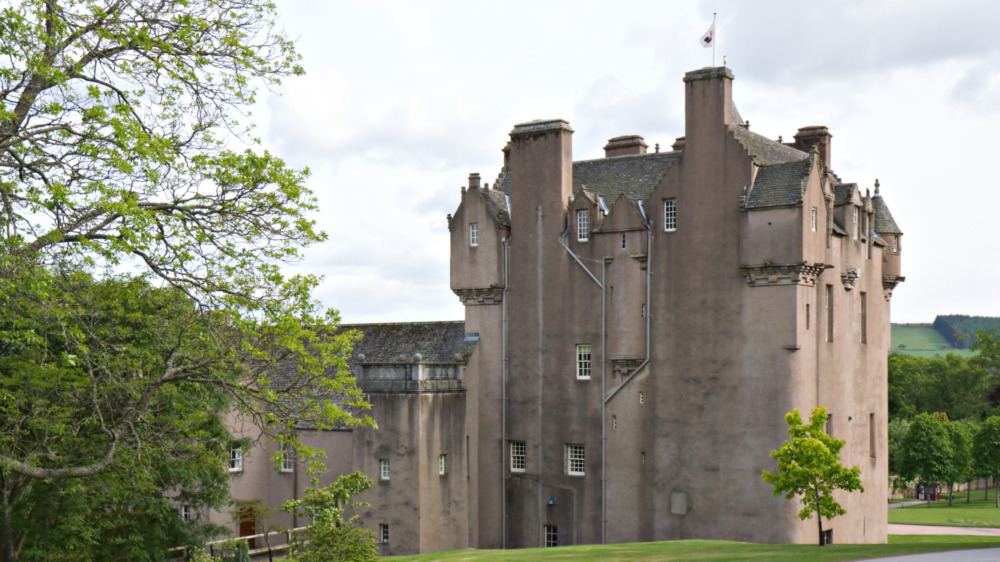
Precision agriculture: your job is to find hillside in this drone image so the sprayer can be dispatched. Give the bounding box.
[891,324,976,358]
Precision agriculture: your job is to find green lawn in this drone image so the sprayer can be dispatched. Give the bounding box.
[889,494,1000,527]
[386,536,1000,561]
[890,325,975,358]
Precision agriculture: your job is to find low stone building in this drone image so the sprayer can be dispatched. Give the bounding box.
[224,66,904,555]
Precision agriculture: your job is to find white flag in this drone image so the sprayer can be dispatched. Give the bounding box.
[700,21,715,48]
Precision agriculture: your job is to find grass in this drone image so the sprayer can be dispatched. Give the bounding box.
[889,493,1000,527]
[890,325,975,358]
[386,536,1000,561]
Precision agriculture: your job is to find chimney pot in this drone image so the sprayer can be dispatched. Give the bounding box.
[604,135,648,158]
[468,173,481,189]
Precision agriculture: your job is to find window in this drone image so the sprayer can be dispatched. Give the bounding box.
[576,210,588,242]
[639,392,645,404]
[825,285,833,343]
[566,444,585,476]
[544,525,558,547]
[641,303,646,318]
[576,344,591,380]
[379,459,390,480]
[811,207,818,232]
[510,441,526,472]
[869,413,876,458]
[806,303,810,330]
[469,223,478,247]
[181,505,192,522]
[826,413,834,436]
[229,448,243,472]
[279,442,294,473]
[852,207,860,240]
[620,233,627,249]
[663,199,676,232]
[641,452,646,466]
[893,235,899,252]
[438,454,446,476]
[612,415,617,430]
[379,524,389,544]
[859,292,867,344]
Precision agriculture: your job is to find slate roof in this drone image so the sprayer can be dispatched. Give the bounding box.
[746,158,813,209]
[833,183,857,205]
[873,192,903,235]
[572,151,682,201]
[730,124,808,166]
[483,188,510,227]
[341,321,476,368]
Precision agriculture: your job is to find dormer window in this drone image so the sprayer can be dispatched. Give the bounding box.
[469,223,478,247]
[576,210,588,242]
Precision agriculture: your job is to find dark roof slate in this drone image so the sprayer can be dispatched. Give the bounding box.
[483,188,510,226]
[834,183,857,205]
[873,193,903,235]
[340,321,475,367]
[572,151,682,201]
[746,158,812,209]
[730,125,808,166]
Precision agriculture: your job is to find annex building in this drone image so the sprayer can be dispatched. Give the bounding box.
[223,66,904,555]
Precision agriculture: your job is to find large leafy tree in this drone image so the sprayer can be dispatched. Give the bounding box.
[974,416,1000,508]
[899,413,954,508]
[0,1,371,560]
[761,407,864,547]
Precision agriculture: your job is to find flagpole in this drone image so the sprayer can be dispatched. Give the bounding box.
[712,13,717,67]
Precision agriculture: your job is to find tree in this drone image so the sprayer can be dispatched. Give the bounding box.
[899,413,954,508]
[761,407,864,546]
[945,421,974,506]
[974,416,1000,508]
[282,472,378,562]
[0,1,372,559]
[888,418,911,495]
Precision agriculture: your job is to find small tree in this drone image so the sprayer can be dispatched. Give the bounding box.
[899,413,954,507]
[945,421,974,506]
[282,472,378,562]
[761,407,864,546]
[974,416,1000,507]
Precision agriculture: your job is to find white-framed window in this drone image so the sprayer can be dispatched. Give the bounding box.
[180,505,192,522]
[576,344,591,380]
[510,440,526,472]
[576,210,588,242]
[379,523,389,544]
[438,454,446,476]
[853,206,860,240]
[279,442,294,473]
[229,448,243,472]
[379,458,390,480]
[859,292,867,344]
[544,525,558,547]
[810,207,818,232]
[825,285,833,343]
[639,391,645,404]
[566,444,585,476]
[469,223,479,247]
[663,199,676,232]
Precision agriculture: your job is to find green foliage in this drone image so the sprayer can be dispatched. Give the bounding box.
[944,421,975,505]
[888,418,912,493]
[899,413,954,506]
[282,472,378,562]
[761,407,864,546]
[934,316,1000,349]
[0,1,373,559]
[888,352,995,421]
[973,416,1000,507]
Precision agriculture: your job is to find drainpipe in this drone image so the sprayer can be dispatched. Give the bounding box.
[501,234,509,549]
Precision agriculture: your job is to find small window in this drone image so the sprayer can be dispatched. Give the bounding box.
[379,524,389,544]
[641,452,646,466]
[853,207,860,240]
[859,292,867,344]
[806,303,810,330]
[612,415,617,431]
[826,413,834,436]
[893,235,899,252]
[566,444,585,476]
[229,448,243,472]
[869,413,876,458]
[825,285,834,343]
[438,454,446,476]
[379,459,390,480]
[576,344,591,380]
[181,505,192,522]
[576,210,588,242]
[469,223,478,247]
[279,442,294,473]
[544,525,558,547]
[510,441,526,472]
[641,303,646,318]
[663,199,677,232]
[620,233,627,249]
[811,207,818,232]
[639,392,645,404]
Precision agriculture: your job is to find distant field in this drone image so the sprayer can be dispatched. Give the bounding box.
[891,325,976,358]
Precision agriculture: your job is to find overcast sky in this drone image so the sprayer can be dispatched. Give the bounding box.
[258,0,1000,325]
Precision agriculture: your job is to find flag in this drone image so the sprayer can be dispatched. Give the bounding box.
[700,21,715,48]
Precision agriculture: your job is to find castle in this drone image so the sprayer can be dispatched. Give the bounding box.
[222,66,903,555]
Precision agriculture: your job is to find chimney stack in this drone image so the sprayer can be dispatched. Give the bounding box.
[683,67,734,153]
[603,135,648,157]
[792,126,832,168]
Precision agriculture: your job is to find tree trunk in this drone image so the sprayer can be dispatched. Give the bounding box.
[815,487,825,546]
[926,482,931,508]
[967,481,971,503]
[995,480,998,508]
[948,482,953,506]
